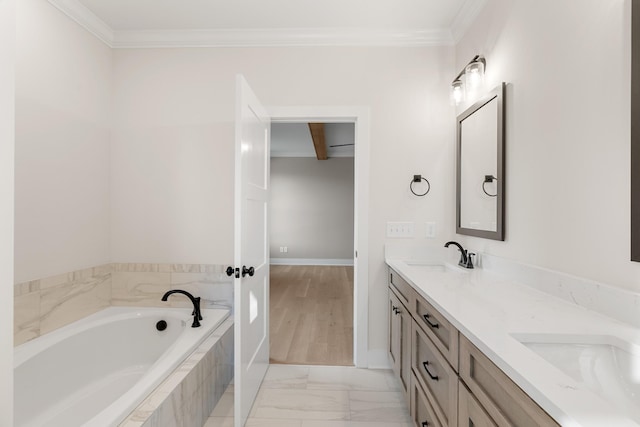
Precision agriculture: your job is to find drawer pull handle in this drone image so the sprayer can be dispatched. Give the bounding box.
[423,314,439,329]
[422,361,439,381]
[392,305,399,315]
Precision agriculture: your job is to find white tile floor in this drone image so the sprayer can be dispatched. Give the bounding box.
[206,365,413,427]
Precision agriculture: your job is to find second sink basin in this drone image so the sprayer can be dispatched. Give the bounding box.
[511,333,640,424]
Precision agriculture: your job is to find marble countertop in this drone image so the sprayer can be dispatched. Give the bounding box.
[386,258,640,427]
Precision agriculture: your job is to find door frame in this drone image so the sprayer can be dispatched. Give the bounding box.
[268,106,370,368]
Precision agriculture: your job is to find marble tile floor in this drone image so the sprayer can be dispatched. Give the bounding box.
[206,365,413,427]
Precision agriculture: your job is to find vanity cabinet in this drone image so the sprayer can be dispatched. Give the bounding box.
[410,374,443,427]
[458,383,496,427]
[389,268,459,427]
[459,335,560,427]
[388,267,560,427]
[411,321,458,426]
[389,275,412,405]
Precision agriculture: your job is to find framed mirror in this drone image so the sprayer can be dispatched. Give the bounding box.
[456,83,505,240]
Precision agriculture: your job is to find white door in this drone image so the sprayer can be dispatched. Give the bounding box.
[234,75,270,427]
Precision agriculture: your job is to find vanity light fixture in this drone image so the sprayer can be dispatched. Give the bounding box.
[451,55,486,106]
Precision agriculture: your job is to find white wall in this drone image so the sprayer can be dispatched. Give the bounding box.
[111,46,455,360]
[0,0,15,423]
[270,157,354,261]
[455,0,640,291]
[14,0,112,283]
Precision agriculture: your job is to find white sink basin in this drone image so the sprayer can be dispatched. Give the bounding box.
[404,262,446,272]
[511,333,640,423]
[403,262,468,273]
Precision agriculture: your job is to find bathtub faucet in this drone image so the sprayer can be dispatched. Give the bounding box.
[161,290,203,328]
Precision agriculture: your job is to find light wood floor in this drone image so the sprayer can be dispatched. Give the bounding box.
[269,265,354,366]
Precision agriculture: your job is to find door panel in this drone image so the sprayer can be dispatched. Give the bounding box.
[234,75,270,427]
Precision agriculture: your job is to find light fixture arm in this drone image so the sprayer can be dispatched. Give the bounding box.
[451,55,486,84]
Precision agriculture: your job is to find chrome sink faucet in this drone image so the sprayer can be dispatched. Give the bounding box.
[444,241,475,269]
[161,289,203,327]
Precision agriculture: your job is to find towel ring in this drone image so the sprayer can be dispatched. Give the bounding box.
[482,175,497,197]
[410,175,431,197]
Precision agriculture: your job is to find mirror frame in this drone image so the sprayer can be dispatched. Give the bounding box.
[456,82,506,241]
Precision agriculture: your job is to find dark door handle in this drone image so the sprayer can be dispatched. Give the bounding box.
[423,314,439,329]
[422,361,439,381]
[242,265,255,277]
[422,422,429,427]
[226,266,240,278]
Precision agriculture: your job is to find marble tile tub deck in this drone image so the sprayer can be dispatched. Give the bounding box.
[120,317,234,427]
[207,365,413,427]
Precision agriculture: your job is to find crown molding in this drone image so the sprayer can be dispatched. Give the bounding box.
[111,28,454,49]
[450,0,488,44]
[47,0,454,48]
[48,0,114,46]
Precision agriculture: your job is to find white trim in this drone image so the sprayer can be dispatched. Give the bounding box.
[111,28,453,49]
[269,105,370,369]
[450,0,488,44]
[47,0,114,46]
[270,258,354,266]
[0,0,15,424]
[42,4,455,49]
[367,349,392,370]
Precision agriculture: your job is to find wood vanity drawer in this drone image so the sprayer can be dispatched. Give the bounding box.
[458,381,496,427]
[411,373,443,427]
[412,322,458,426]
[459,335,560,427]
[389,268,415,308]
[413,293,459,371]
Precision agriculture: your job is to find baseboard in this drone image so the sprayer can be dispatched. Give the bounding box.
[270,258,354,266]
[367,349,391,369]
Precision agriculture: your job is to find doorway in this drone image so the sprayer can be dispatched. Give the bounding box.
[269,122,355,365]
[268,106,370,368]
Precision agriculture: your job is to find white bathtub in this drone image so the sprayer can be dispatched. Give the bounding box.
[14,306,230,427]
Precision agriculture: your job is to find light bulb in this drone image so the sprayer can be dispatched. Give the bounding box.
[464,60,485,97]
[450,80,465,106]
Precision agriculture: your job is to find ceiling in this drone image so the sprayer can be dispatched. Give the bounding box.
[48,0,487,47]
[271,123,355,158]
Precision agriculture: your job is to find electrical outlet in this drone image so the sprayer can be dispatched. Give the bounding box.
[386,222,415,238]
[425,222,436,238]
[283,246,288,253]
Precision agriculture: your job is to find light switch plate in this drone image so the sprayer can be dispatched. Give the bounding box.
[387,222,415,238]
[425,222,436,238]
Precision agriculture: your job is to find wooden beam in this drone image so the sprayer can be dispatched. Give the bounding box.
[308,123,328,160]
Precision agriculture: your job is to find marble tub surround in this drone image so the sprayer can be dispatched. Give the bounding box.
[14,264,111,346]
[386,258,640,427]
[120,316,234,427]
[14,262,233,346]
[111,263,233,311]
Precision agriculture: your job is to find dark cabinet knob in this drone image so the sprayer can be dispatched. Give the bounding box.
[242,265,255,277]
[225,266,235,277]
